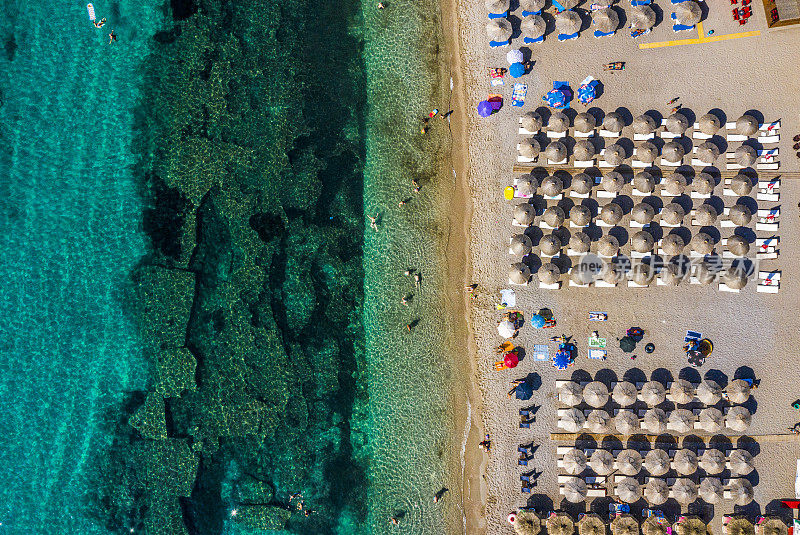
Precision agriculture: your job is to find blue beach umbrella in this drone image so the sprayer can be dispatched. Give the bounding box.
[544,89,567,108]
[477,100,493,117]
[530,314,546,328]
[509,62,526,78]
[578,81,598,105]
[516,381,534,400]
[552,350,572,370]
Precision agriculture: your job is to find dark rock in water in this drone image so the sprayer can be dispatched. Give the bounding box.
[4,34,16,61]
[249,212,285,243]
[170,0,197,21]
[143,179,191,261]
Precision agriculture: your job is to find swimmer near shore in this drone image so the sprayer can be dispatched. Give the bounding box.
[433,487,449,503]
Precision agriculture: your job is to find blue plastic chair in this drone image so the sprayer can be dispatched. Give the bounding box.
[490,39,511,47]
[488,10,509,18]
[631,0,650,5]
[522,8,543,16]
[519,459,528,466]
[523,35,545,43]
[594,29,615,37]
[558,32,579,41]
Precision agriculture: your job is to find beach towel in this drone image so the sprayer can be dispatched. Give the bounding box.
[588,349,608,360]
[684,330,702,343]
[533,344,550,361]
[588,335,607,348]
[512,83,528,107]
[500,289,516,307]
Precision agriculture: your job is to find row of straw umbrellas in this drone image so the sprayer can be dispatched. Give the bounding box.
[520,110,761,137]
[512,172,755,199]
[519,137,758,167]
[559,379,752,408]
[558,406,752,433]
[511,259,752,289]
[562,474,754,505]
[513,512,784,535]
[561,447,754,477]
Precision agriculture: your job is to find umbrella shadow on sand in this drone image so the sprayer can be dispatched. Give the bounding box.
[622,368,647,385]
[702,369,728,389]
[651,368,674,387]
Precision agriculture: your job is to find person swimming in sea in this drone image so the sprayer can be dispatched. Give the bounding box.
[413,272,422,287]
[93,17,107,28]
[433,487,449,503]
[109,29,117,43]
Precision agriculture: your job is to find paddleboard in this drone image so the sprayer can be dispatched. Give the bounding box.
[87,3,96,21]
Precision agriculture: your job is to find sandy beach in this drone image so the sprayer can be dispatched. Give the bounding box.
[444,0,800,532]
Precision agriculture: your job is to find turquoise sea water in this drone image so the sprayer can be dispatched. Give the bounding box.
[0,0,456,533]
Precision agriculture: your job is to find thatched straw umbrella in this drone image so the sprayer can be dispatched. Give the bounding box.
[520,0,546,12]
[695,261,717,284]
[699,407,724,433]
[760,518,788,535]
[615,410,640,435]
[722,266,749,289]
[574,139,597,161]
[644,449,670,476]
[673,478,698,505]
[634,172,656,194]
[674,449,698,475]
[662,203,686,225]
[570,232,591,253]
[632,231,655,253]
[695,204,717,226]
[522,15,547,39]
[630,5,656,29]
[542,175,564,197]
[486,0,511,13]
[728,235,749,257]
[672,380,695,405]
[664,173,687,195]
[644,481,669,507]
[600,262,625,284]
[587,410,612,433]
[516,176,536,197]
[604,144,625,166]
[613,381,638,406]
[735,144,757,167]
[547,512,576,535]
[559,381,583,406]
[546,141,568,162]
[515,511,542,535]
[521,111,544,133]
[660,263,685,286]
[726,406,752,432]
[579,514,606,535]
[560,407,586,432]
[543,206,566,227]
[538,262,561,284]
[603,112,625,133]
[549,111,570,133]
[730,479,755,506]
[509,263,532,285]
[729,449,754,475]
[730,174,753,196]
[666,113,690,135]
[510,234,533,255]
[642,408,667,433]
[640,380,666,405]
[563,448,588,475]
[631,262,655,285]
[590,449,615,475]
[584,381,610,408]
[572,173,595,195]
[612,516,640,535]
[514,204,535,226]
[736,115,759,136]
[676,517,707,535]
[601,203,623,226]
[592,8,619,33]
[699,477,724,503]
[571,205,592,226]
[727,378,752,403]
[663,234,685,257]
[519,138,541,159]
[695,173,716,195]
[634,114,657,135]
[637,141,658,163]
[601,172,625,193]
[575,113,597,133]
[690,233,715,255]
[696,142,720,164]
[556,9,582,34]
[727,517,755,535]
[487,18,513,42]
[729,204,752,226]
[675,1,702,25]
[615,480,642,504]
[572,263,595,286]
[699,449,726,475]
[698,113,721,135]
[668,409,695,434]
[643,515,668,535]
[617,449,643,476]
[598,235,620,257]
[662,141,685,163]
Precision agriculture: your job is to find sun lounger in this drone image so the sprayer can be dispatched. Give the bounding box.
[575,130,595,138]
[547,131,567,138]
[522,8,543,16]
[726,134,748,142]
[634,133,655,141]
[539,281,562,289]
[574,160,595,167]
[672,18,695,31]
[558,32,580,41]
[588,348,607,359]
[587,488,607,497]
[595,280,617,288]
[597,190,618,198]
[510,278,529,286]
[756,222,778,231]
[570,280,591,287]
[632,160,650,168]
[761,120,780,131]
[632,0,651,5]
[660,131,681,139]
[544,194,563,200]
[757,162,779,170]
[490,39,511,47]
[628,280,649,287]
[548,158,568,165]
[690,192,711,199]
[661,158,681,166]
[719,282,740,293]
[599,129,621,138]
[758,134,779,144]
[539,220,559,230]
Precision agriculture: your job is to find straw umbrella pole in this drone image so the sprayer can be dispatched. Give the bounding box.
[736,115,759,136]
[521,111,543,133]
[669,409,695,433]
[572,173,595,195]
[672,478,698,505]
[587,410,612,433]
[643,516,668,535]
[514,204,535,226]
[644,449,670,476]
[699,449,726,475]
[673,449,698,476]
[575,113,597,133]
[642,408,667,433]
[510,234,533,255]
[644,478,669,506]
[676,517,707,535]
[634,114,657,134]
[726,406,752,432]
[699,477,724,503]
[615,410,640,435]
[584,381,610,408]
[615,480,642,504]
[560,408,586,432]
[729,449,754,475]
[559,381,583,406]
[699,407,724,433]
[640,380,666,406]
[613,381,638,406]
[670,378,695,404]
[698,113,721,135]
[617,449,643,476]
[563,476,588,503]
[590,450,614,475]
[563,448,588,475]
[730,479,755,506]
[570,205,592,227]
[730,174,753,196]
[727,379,752,403]
[728,204,752,226]
[760,518,788,535]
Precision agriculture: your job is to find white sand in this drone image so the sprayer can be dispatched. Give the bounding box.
[450,0,800,532]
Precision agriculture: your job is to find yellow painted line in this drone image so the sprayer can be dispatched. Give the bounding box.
[639,28,760,49]
[697,21,705,37]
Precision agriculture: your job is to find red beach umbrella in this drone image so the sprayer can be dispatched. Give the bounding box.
[504,352,519,368]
